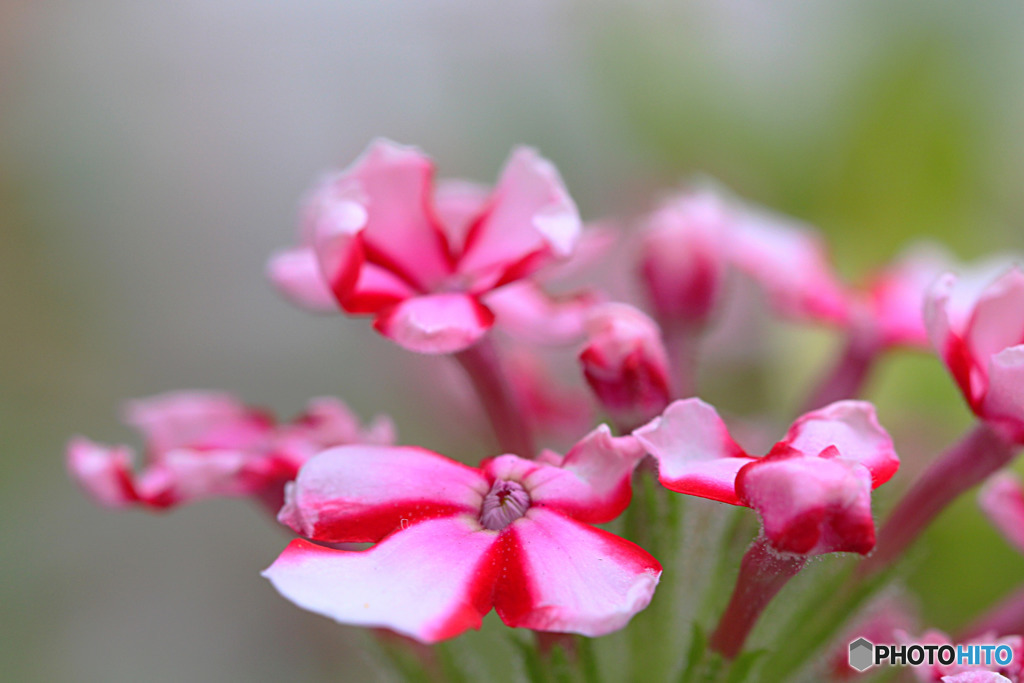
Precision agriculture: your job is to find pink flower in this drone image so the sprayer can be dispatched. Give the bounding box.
[268,139,582,354]
[925,261,1024,441]
[579,303,672,430]
[637,189,949,356]
[979,472,1024,553]
[67,392,394,510]
[906,629,1023,682]
[943,674,1014,683]
[634,399,898,555]
[858,243,950,351]
[263,426,660,643]
[639,190,729,326]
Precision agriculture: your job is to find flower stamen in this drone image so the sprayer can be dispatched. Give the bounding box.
[480,480,530,530]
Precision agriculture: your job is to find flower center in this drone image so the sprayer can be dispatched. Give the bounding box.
[479,480,531,531]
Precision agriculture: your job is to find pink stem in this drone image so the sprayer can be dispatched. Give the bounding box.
[961,585,1024,640]
[709,535,808,659]
[862,423,1019,576]
[662,319,700,399]
[454,339,535,457]
[802,334,879,413]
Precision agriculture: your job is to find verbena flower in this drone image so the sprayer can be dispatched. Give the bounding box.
[268,139,582,354]
[634,398,898,555]
[67,392,393,510]
[263,425,660,643]
[579,303,672,431]
[925,261,1024,442]
[979,472,1024,553]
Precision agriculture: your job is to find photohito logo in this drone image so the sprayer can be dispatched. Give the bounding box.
[848,637,1015,672]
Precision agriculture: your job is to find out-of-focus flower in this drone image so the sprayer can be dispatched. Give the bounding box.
[925,261,1024,442]
[264,426,660,643]
[268,139,582,354]
[979,472,1024,553]
[637,189,950,356]
[635,398,898,555]
[826,597,918,679]
[905,629,1023,682]
[856,243,951,351]
[579,303,672,430]
[942,673,1013,683]
[638,187,850,329]
[67,392,393,511]
[639,190,730,327]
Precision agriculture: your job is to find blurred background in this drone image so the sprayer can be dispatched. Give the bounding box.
[3,1,1024,681]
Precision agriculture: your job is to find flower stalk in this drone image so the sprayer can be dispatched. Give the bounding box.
[708,535,807,659]
[454,338,535,456]
[802,333,878,413]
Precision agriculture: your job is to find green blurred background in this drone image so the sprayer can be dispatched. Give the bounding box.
[3,2,1023,681]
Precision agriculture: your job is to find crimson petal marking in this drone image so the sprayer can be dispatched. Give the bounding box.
[494,508,660,637]
[278,445,488,543]
[340,140,453,290]
[263,517,500,644]
[633,398,752,505]
[458,147,581,290]
[373,293,495,354]
[782,401,899,487]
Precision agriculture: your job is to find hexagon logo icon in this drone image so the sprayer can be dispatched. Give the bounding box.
[848,637,874,672]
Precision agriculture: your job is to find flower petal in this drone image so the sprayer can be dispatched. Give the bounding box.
[373,293,495,354]
[122,391,271,455]
[633,399,752,505]
[865,242,949,349]
[333,139,453,291]
[278,445,488,543]
[983,345,1024,440]
[966,267,1024,378]
[639,190,728,323]
[67,437,140,508]
[729,205,850,325]
[434,179,490,254]
[266,247,340,313]
[458,148,581,290]
[484,426,645,524]
[782,400,899,487]
[485,281,600,346]
[941,673,1012,683]
[494,508,660,637]
[263,517,500,644]
[979,472,1024,554]
[737,450,875,555]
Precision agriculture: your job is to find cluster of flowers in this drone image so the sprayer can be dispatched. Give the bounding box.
[69,140,1024,681]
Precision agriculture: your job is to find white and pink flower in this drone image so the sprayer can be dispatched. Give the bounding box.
[268,139,582,354]
[67,391,393,510]
[263,425,660,643]
[907,629,1023,683]
[979,472,1024,554]
[925,261,1024,442]
[579,303,672,430]
[638,187,849,330]
[634,398,898,555]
